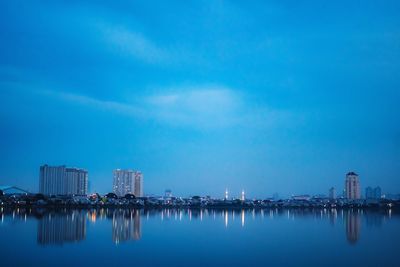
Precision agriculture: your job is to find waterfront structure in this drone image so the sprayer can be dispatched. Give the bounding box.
[0,186,29,196]
[345,172,361,200]
[241,190,245,201]
[225,189,229,200]
[291,195,311,201]
[39,165,88,196]
[366,186,381,200]
[113,169,143,197]
[329,187,336,199]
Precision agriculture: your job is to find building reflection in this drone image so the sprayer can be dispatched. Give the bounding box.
[365,210,384,228]
[37,210,86,245]
[345,210,361,245]
[4,206,398,247]
[112,209,141,244]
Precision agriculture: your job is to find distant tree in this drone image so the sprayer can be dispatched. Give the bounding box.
[124,193,136,199]
[0,190,3,196]
[106,192,118,199]
[34,193,46,200]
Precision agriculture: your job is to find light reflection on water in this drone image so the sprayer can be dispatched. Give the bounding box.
[1,207,399,267]
[0,207,394,246]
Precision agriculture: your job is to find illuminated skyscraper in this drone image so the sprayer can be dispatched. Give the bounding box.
[113,169,143,197]
[345,172,361,200]
[113,169,134,197]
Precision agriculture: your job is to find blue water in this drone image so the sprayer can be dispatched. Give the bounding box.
[0,208,399,267]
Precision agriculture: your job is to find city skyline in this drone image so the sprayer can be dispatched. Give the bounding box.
[1,1,399,197]
[32,164,393,199]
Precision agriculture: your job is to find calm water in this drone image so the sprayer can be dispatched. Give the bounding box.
[0,208,399,267]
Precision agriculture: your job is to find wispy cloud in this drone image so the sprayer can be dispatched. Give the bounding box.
[144,86,243,128]
[98,24,169,64]
[36,84,296,130]
[40,89,146,118]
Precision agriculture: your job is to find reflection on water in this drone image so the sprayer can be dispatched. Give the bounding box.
[345,210,361,244]
[111,209,141,244]
[0,207,395,246]
[38,210,86,245]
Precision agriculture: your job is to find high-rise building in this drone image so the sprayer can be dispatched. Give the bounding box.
[113,169,143,197]
[134,171,143,197]
[329,187,336,199]
[345,172,361,200]
[365,186,373,199]
[113,169,134,197]
[366,186,381,200]
[39,165,88,196]
[374,186,382,199]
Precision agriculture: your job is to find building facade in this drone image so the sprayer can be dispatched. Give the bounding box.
[345,172,361,200]
[113,169,134,197]
[134,171,143,197]
[39,165,88,196]
[329,187,336,199]
[366,186,381,200]
[113,169,143,197]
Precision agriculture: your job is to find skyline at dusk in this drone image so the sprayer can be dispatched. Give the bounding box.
[1,1,400,197]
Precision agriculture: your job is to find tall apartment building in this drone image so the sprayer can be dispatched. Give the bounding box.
[134,171,143,197]
[329,187,336,199]
[113,169,143,197]
[39,165,88,196]
[345,172,361,200]
[366,186,382,200]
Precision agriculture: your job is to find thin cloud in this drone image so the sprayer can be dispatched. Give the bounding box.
[99,24,169,64]
[34,84,295,130]
[40,90,146,118]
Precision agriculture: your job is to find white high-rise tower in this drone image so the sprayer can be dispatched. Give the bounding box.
[345,172,361,200]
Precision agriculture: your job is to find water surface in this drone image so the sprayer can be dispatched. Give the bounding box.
[0,208,399,267]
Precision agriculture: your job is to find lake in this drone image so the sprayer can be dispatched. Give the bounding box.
[0,208,399,267]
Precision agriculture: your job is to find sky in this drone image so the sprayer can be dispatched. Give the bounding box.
[0,0,399,198]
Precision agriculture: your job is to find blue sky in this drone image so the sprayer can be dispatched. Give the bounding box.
[0,0,399,197]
